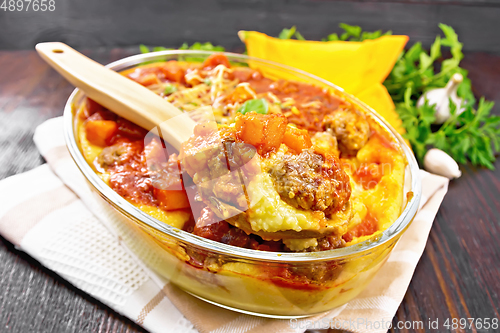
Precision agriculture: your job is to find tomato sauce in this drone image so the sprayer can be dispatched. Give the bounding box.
[342,213,379,243]
[232,68,342,132]
[353,163,385,190]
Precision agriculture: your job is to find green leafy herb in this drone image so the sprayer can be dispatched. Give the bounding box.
[387,23,499,168]
[278,26,305,40]
[398,88,499,169]
[178,42,225,52]
[237,98,269,115]
[163,84,177,95]
[139,44,150,54]
[278,24,391,42]
[323,23,392,42]
[152,46,169,52]
[384,24,471,105]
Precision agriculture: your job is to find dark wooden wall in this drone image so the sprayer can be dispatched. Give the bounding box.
[0,0,499,53]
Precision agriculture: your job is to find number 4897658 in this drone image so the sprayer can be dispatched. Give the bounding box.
[1,0,55,11]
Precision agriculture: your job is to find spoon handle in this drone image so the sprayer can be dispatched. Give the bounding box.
[36,42,194,150]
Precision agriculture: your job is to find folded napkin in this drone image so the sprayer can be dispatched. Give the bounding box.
[0,117,448,333]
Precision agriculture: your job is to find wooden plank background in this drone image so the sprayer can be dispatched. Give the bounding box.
[0,0,499,53]
[0,1,499,332]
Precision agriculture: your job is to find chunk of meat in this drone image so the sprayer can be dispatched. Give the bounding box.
[96,141,143,168]
[266,148,351,214]
[322,109,370,155]
[180,123,259,210]
[196,141,257,209]
[211,172,248,209]
[235,112,287,155]
[288,259,342,284]
[143,139,184,190]
[315,235,346,251]
[180,122,235,176]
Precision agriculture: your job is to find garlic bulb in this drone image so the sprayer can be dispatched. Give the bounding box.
[417,73,465,124]
[423,148,462,179]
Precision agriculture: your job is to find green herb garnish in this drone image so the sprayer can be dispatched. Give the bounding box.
[278,26,305,40]
[237,98,269,115]
[139,44,150,54]
[163,84,177,95]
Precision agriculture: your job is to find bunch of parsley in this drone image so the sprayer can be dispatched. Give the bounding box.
[384,24,474,103]
[385,24,499,169]
[278,24,499,169]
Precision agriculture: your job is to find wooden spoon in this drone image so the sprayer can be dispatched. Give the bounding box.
[37,43,354,240]
[36,42,195,150]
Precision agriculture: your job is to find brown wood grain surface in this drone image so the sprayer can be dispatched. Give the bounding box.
[1,0,500,54]
[0,48,499,333]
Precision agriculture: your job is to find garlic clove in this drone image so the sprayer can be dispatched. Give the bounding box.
[417,73,465,125]
[423,148,462,179]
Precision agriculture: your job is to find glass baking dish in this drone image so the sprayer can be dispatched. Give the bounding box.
[63,50,421,318]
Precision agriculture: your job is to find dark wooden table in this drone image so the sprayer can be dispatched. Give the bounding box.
[0,48,498,333]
